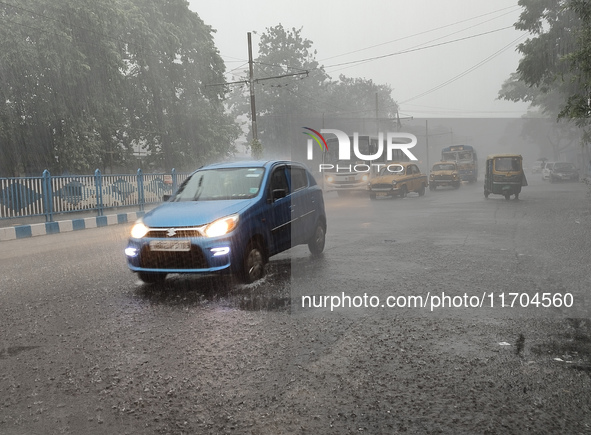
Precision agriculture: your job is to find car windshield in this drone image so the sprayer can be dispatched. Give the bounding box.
[173,167,265,201]
[495,157,521,172]
[379,165,404,176]
[433,163,455,171]
[554,163,574,171]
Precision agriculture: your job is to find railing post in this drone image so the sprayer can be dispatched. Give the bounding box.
[42,169,54,222]
[95,169,103,216]
[172,168,177,192]
[137,168,144,212]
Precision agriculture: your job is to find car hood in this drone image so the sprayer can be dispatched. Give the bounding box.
[371,174,405,183]
[431,170,457,176]
[554,168,576,173]
[142,199,252,228]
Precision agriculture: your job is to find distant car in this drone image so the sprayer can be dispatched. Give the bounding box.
[367,162,428,199]
[125,160,327,283]
[429,161,461,190]
[542,162,556,180]
[549,162,579,182]
[531,160,545,174]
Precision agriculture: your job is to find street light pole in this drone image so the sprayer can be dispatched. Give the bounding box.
[248,32,258,142]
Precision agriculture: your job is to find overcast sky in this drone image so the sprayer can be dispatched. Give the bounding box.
[188,0,531,118]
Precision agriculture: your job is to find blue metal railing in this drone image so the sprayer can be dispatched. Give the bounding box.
[0,169,190,222]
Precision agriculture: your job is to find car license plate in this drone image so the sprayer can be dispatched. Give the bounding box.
[149,240,191,251]
[376,192,388,197]
[347,176,355,181]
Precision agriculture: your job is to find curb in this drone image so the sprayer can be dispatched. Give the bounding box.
[0,211,145,242]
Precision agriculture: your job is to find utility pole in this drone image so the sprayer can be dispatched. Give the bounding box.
[247,32,258,141]
[425,120,430,172]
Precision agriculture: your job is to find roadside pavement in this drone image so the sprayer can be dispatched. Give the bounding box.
[0,205,156,242]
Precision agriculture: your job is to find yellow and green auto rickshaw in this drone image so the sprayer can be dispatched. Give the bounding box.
[484,154,528,200]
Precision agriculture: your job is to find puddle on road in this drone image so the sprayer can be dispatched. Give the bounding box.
[530,318,591,375]
[0,346,40,359]
[132,258,293,312]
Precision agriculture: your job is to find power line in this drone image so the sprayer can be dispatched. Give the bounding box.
[323,26,515,70]
[399,32,528,105]
[319,5,520,62]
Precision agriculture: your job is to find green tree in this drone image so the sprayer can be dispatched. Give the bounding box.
[228,25,400,157]
[228,24,330,156]
[499,0,591,144]
[325,75,399,119]
[0,0,238,176]
[122,0,239,171]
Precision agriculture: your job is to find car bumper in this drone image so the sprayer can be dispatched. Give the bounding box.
[125,235,236,274]
[552,174,578,181]
[369,187,399,197]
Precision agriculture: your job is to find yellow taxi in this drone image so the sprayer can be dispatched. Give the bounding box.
[367,162,428,199]
[429,161,461,190]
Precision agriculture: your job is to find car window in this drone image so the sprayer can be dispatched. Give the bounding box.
[174,167,265,201]
[433,164,455,171]
[287,166,308,192]
[495,157,521,172]
[380,165,404,176]
[269,166,289,195]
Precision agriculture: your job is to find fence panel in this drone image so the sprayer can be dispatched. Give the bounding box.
[0,169,190,222]
[0,176,45,219]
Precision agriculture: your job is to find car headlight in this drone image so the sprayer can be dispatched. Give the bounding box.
[130,221,149,239]
[430,174,434,179]
[204,214,239,238]
[391,180,397,186]
[326,175,334,183]
[361,174,369,182]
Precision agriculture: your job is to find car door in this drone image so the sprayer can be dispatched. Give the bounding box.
[287,164,312,245]
[266,165,292,254]
[408,164,419,192]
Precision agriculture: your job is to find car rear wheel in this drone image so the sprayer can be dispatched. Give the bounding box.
[242,241,266,283]
[137,272,167,284]
[369,193,376,200]
[418,185,426,196]
[308,222,326,255]
[505,193,511,201]
[429,184,435,191]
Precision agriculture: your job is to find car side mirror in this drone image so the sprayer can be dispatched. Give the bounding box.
[272,189,287,202]
[162,194,171,201]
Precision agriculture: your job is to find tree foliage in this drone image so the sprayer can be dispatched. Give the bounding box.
[228,24,399,156]
[499,0,591,143]
[0,0,239,176]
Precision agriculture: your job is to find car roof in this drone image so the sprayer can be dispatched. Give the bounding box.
[432,161,456,166]
[387,162,416,166]
[197,160,304,171]
[486,154,523,159]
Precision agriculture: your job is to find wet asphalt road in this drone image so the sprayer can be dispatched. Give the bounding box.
[1,177,591,434]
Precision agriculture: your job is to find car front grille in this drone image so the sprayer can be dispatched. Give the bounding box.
[139,245,208,270]
[371,183,392,190]
[146,228,203,238]
[434,175,453,180]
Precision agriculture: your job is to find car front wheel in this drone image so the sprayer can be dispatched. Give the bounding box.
[308,222,326,256]
[398,185,407,198]
[242,241,266,283]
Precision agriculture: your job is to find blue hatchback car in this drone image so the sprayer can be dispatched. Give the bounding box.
[125,160,327,283]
